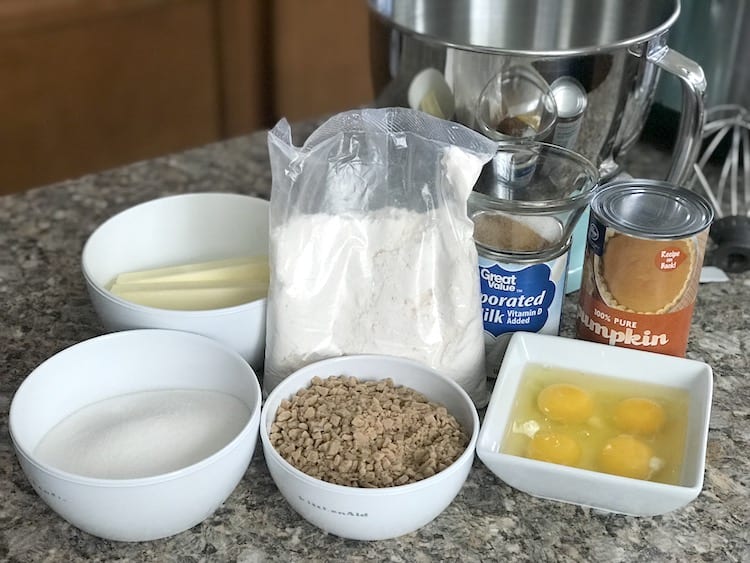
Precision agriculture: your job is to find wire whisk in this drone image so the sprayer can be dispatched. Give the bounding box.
[691,104,750,273]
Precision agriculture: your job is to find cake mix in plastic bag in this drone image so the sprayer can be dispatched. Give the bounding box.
[265,108,497,406]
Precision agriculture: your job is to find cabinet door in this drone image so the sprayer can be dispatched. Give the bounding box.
[0,0,222,193]
[271,0,373,121]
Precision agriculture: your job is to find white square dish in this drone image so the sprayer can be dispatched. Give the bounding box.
[476,332,713,516]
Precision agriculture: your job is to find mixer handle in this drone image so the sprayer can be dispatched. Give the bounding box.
[645,40,706,186]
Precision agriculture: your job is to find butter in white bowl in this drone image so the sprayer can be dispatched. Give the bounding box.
[81,192,270,369]
[108,256,270,310]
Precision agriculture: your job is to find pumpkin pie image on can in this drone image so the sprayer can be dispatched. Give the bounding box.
[576,181,713,357]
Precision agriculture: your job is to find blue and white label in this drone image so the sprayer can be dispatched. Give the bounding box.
[478,255,567,338]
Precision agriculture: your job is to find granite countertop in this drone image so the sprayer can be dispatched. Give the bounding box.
[0,126,748,562]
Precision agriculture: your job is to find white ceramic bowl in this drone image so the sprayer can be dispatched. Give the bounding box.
[477,332,713,516]
[9,329,262,542]
[260,354,480,541]
[81,192,269,370]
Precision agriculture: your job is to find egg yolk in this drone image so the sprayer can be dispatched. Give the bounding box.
[613,397,666,435]
[537,383,594,424]
[599,434,655,480]
[526,431,581,466]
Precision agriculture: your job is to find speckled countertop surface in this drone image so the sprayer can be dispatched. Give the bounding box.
[0,125,748,562]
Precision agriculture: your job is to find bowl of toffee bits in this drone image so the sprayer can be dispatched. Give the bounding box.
[259,354,479,541]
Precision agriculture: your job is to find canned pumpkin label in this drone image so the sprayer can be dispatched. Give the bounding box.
[576,216,708,356]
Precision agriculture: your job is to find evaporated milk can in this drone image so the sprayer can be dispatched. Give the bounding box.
[470,141,598,374]
[550,77,587,150]
[576,181,714,357]
[470,206,571,374]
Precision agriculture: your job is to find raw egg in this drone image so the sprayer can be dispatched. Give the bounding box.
[502,364,689,484]
[599,434,657,480]
[526,431,581,467]
[613,397,666,435]
[537,383,593,424]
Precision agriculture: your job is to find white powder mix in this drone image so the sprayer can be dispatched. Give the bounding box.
[264,206,488,405]
[34,389,250,479]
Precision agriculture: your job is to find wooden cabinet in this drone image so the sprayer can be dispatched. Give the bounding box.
[270,0,372,122]
[0,0,373,194]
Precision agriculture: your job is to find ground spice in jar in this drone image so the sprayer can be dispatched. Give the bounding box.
[472,212,559,252]
[269,376,469,488]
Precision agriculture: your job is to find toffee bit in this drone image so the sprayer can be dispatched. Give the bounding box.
[270,375,468,487]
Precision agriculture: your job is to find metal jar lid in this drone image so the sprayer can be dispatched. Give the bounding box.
[590,180,714,239]
[551,77,587,119]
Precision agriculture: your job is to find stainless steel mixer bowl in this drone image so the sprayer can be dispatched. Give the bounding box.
[368,0,706,185]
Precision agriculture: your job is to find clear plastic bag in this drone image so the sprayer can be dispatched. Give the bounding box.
[264,108,498,406]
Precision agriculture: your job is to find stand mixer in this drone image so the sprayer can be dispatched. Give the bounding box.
[368,0,707,291]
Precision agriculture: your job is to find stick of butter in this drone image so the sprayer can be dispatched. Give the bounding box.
[113,256,269,285]
[110,281,268,310]
[107,256,269,310]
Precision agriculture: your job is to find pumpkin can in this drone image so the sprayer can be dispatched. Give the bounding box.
[576,181,714,357]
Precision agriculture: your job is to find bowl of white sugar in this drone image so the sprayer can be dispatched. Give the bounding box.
[9,329,262,542]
